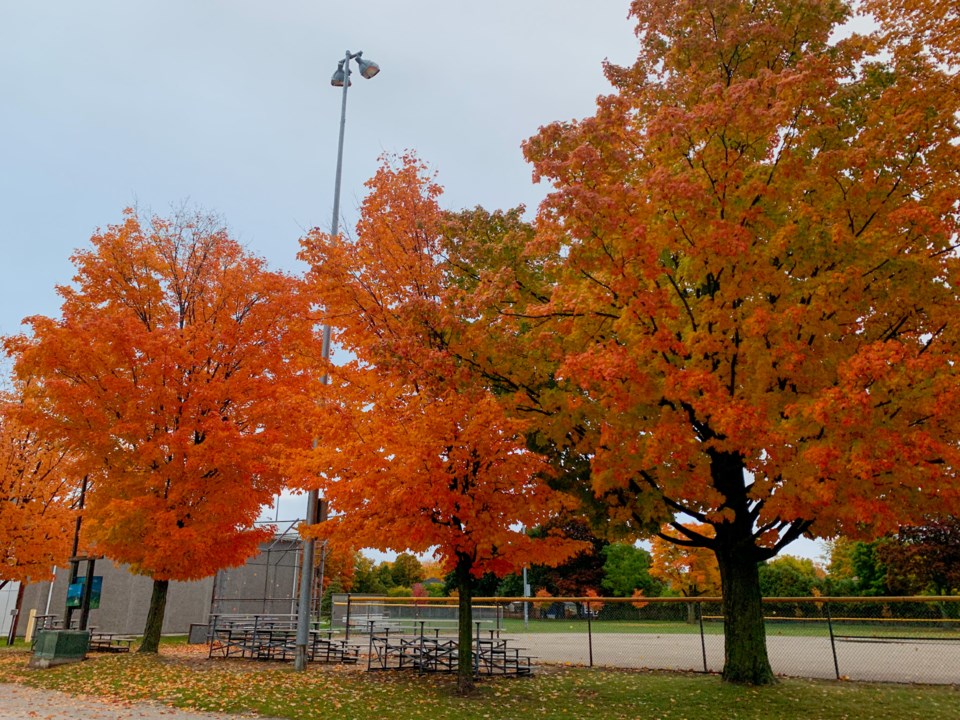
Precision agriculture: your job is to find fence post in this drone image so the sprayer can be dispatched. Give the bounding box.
[698,601,707,673]
[345,594,352,642]
[209,614,218,653]
[586,600,594,668]
[366,621,374,671]
[825,602,840,680]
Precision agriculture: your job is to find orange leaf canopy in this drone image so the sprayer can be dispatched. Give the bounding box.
[650,525,721,597]
[9,211,318,581]
[300,155,585,577]
[520,0,960,547]
[0,391,78,584]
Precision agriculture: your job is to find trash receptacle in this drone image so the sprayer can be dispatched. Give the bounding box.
[29,629,89,668]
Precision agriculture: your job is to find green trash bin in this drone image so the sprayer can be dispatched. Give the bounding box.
[29,629,90,668]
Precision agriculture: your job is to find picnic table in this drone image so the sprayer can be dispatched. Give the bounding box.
[88,632,135,653]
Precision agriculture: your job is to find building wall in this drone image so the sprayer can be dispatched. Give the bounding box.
[16,535,304,637]
[19,559,214,636]
[0,583,19,636]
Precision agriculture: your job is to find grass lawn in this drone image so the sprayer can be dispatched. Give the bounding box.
[0,643,958,720]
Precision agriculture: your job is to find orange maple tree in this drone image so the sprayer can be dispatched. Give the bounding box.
[861,0,959,70]
[299,155,585,692]
[7,210,318,652]
[0,390,78,587]
[512,0,960,683]
[650,524,721,623]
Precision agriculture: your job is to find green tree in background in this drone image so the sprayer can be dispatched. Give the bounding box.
[601,543,662,598]
[758,556,823,597]
[391,553,426,588]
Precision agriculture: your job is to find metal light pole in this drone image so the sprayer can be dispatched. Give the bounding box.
[294,49,380,672]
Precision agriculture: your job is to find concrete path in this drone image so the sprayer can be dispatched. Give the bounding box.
[0,683,280,720]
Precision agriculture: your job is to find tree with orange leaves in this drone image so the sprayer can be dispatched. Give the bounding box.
[516,0,960,683]
[0,390,78,588]
[650,526,721,600]
[650,525,721,623]
[299,155,585,693]
[861,0,958,70]
[7,210,318,652]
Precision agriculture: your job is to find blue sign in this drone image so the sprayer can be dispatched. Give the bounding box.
[66,576,102,609]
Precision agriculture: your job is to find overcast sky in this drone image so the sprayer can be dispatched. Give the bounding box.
[0,1,642,334]
[0,1,826,563]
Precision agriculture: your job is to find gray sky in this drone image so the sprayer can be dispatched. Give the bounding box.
[0,0,639,336]
[0,0,825,563]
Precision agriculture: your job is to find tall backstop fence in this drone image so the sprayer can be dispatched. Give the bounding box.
[330,594,960,684]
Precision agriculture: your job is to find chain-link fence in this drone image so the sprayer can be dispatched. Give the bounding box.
[331,595,960,683]
[210,534,303,616]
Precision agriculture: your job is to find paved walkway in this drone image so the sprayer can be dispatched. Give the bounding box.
[0,683,279,720]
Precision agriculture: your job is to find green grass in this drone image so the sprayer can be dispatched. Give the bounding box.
[0,645,958,720]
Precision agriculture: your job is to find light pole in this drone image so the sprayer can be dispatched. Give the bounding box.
[294,49,380,672]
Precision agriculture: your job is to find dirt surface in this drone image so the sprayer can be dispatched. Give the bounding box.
[507,631,960,683]
[0,683,280,720]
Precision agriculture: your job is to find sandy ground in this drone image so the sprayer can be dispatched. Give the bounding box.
[506,632,960,684]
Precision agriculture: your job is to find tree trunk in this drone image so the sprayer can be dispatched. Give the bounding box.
[455,557,475,695]
[138,578,169,654]
[711,449,775,685]
[716,545,774,684]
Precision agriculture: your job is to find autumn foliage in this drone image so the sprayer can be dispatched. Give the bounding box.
[507,0,960,683]
[0,0,955,690]
[300,157,583,576]
[299,156,584,691]
[650,525,721,599]
[0,391,78,585]
[7,210,318,650]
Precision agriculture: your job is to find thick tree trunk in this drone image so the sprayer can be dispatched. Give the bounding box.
[138,578,169,654]
[710,449,775,685]
[716,544,774,684]
[455,558,475,695]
